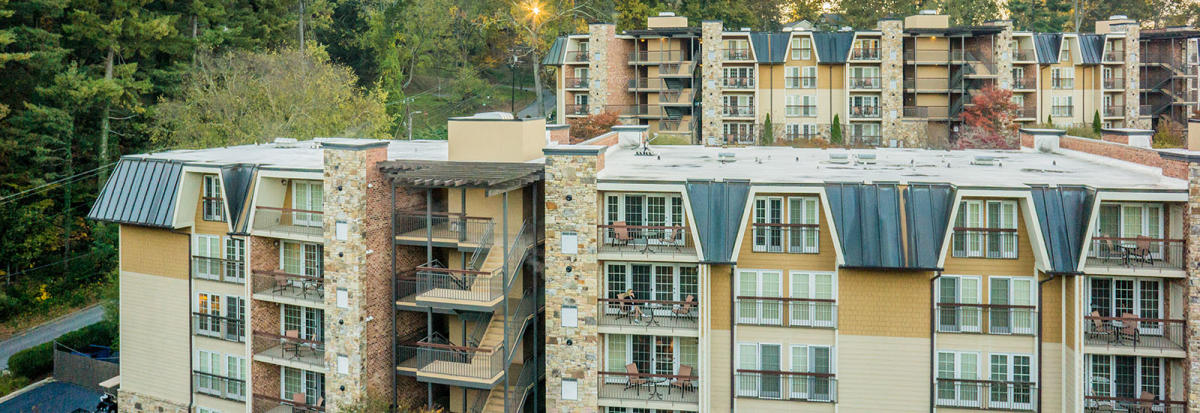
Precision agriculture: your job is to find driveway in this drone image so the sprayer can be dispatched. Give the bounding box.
[0,306,105,370]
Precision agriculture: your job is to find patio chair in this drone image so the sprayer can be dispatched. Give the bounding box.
[673,295,696,319]
[1116,312,1141,345]
[273,273,289,294]
[1134,391,1155,413]
[612,221,632,247]
[283,330,302,360]
[1087,311,1117,342]
[671,365,696,393]
[290,392,308,411]
[658,228,684,252]
[624,363,648,395]
[1126,236,1152,265]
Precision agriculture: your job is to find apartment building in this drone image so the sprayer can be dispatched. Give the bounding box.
[545,12,1199,147]
[89,114,549,413]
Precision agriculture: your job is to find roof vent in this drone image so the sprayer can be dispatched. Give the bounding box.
[740,27,752,32]
[1110,15,1128,20]
[855,152,877,165]
[840,26,853,31]
[658,11,675,17]
[782,27,793,32]
[972,155,996,166]
[273,137,299,148]
[718,152,736,163]
[919,9,938,15]
[828,152,850,164]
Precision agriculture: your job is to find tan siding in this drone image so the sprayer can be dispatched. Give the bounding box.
[710,264,732,330]
[942,201,1036,277]
[1063,273,1075,349]
[737,398,835,412]
[193,175,228,235]
[120,224,189,279]
[736,194,837,271]
[839,269,933,338]
[120,270,191,404]
[838,335,929,411]
[1042,274,1063,343]
[708,329,732,412]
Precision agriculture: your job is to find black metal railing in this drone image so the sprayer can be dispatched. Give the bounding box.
[734,371,836,402]
[722,76,755,89]
[194,371,246,402]
[724,48,752,60]
[597,224,693,256]
[1085,237,1185,272]
[1016,107,1038,119]
[254,394,326,412]
[849,76,881,89]
[1012,49,1036,61]
[935,304,1037,335]
[786,105,816,117]
[751,223,819,253]
[564,103,589,116]
[412,266,501,303]
[1104,77,1125,89]
[394,212,495,246]
[851,47,880,60]
[191,256,245,284]
[598,298,699,330]
[1012,77,1036,89]
[1103,50,1125,62]
[849,105,880,118]
[564,76,588,88]
[936,379,1036,410]
[598,371,699,404]
[413,341,505,381]
[952,228,1019,259]
[1051,78,1075,89]
[735,297,837,328]
[565,50,590,62]
[192,312,245,342]
[722,105,755,117]
[252,269,324,303]
[1104,105,1123,117]
[1085,395,1185,413]
[252,330,326,367]
[1084,315,1185,352]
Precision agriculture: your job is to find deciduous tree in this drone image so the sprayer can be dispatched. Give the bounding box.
[956,86,1020,149]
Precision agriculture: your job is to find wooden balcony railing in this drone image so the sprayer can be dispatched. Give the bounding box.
[952,228,1019,259]
[598,297,699,330]
[598,370,700,404]
[1084,315,1185,352]
[1085,237,1185,272]
[936,303,1036,335]
[735,371,836,402]
[735,296,836,328]
[936,379,1036,410]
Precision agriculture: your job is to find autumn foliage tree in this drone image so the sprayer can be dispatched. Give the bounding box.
[956,86,1020,149]
[566,110,619,143]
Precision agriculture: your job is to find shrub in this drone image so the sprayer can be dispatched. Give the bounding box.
[1065,123,1099,139]
[566,111,619,142]
[0,372,29,398]
[1092,110,1102,135]
[760,113,774,145]
[8,322,116,379]
[1153,117,1185,148]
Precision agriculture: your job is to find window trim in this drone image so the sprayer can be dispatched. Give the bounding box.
[202,174,224,222]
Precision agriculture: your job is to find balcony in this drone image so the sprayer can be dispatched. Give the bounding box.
[935,304,1036,335]
[1103,51,1125,62]
[851,47,880,61]
[252,270,324,306]
[849,76,881,89]
[629,50,687,64]
[399,342,506,385]
[1012,77,1036,90]
[1051,105,1074,117]
[409,266,502,307]
[1085,396,1185,413]
[951,228,1018,259]
[565,50,589,62]
[1084,237,1184,274]
[849,132,882,146]
[848,105,880,119]
[734,371,836,403]
[1012,49,1036,62]
[1051,78,1075,89]
[905,77,949,90]
[904,49,951,62]
[936,379,1036,411]
[1104,77,1125,89]
[598,370,699,405]
[192,312,245,343]
[722,105,755,118]
[596,224,695,259]
[904,106,950,118]
[724,48,752,61]
[751,224,819,253]
[785,76,816,89]
[393,212,494,248]
[254,394,326,413]
[192,256,245,284]
[598,297,699,333]
[1104,105,1123,117]
[564,104,589,116]
[252,330,325,370]
[735,297,836,328]
[193,371,246,402]
[1084,315,1185,354]
[784,131,821,140]
[1015,107,1038,119]
[722,76,755,89]
[564,76,588,89]
[252,207,323,241]
[724,130,756,145]
[785,105,816,118]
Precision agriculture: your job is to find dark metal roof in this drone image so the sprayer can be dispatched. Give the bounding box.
[749,32,790,63]
[904,184,955,269]
[811,32,853,63]
[380,160,544,196]
[685,179,750,264]
[905,26,1004,36]
[826,183,904,269]
[1029,185,1094,274]
[625,27,701,37]
[1078,34,1105,64]
[1034,33,1063,64]
[88,158,183,228]
[1141,28,1200,40]
[221,164,257,234]
[543,36,567,66]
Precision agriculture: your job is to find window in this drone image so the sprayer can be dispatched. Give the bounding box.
[194,235,222,280]
[1051,96,1073,116]
[790,272,835,327]
[938,276,982,333]
[785,67,801,89]
[736,269,782,324]
[786,95,802,116]
[953,200,1018,258]
[989,277,1035,335]
[224,237,245,283]
[198,408,220,413]
[605,334,698,377]
[790,345,834,401]
[197,292,222,337]
[722,95,753,116]
[1103,67,1113,84]
[197,350,222,395]
[791,37,811,60]
[1052,68,1074,89]
[990,354,1034,409]
[937,351,981,407]
[736,343,782,398]
[225,296,245,341]
[849,66,880,88]
[785,123,801,139]
[802,124,818,138]
[1012,67,1024,80]
[574,94,588,106]
[1088,355,1162,400]
[1097,203,1163,240]
[291,181,323,227]
[853,38,879,59]
[787,197,819,252]
[723,122,755,144]
[849,123,881,145]
[1088,277,1162,333]
[801,66,817,88]
[1012,94,1025,108]
[282,367,324,405]
[604,193,684,228]
[725,39,751,60]
[281,241,323,278]
[282,304,324,343]
[226,356,247,400]
[753,197,784,252]
[202,175,224,221]
[724,67,754,88]
[604,263,698,304]
[850,95,879,117]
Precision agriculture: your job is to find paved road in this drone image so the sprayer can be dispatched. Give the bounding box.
[0,305,105,370]
[516,89,556,119]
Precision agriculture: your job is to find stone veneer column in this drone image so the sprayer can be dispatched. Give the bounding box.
[1123,24,1144,128]
[543,145,604,413]
[994,21,1014,90]
[321,141,393,410]
[880,19,904,140]
[700,20,723,146]
[588,24,615,115]
[1189,163,1200,411]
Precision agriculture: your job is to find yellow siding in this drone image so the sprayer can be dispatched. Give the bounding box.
[1042,274,1063,344]
[193,179,228,235]
[942,201,1036,277]
[120,224,189,279]
[736,195,837,272]
[839,269,933,338]
[707,329,733,412]
[710,264,732,330]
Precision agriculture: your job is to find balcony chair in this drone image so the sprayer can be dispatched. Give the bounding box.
[290,392,308,411]
[1134,392,1155,413]
[673,295,696,320]
[1116,313,1141,345]
[671,365,696,394]
[273,273,290,295]
[1087,311,1117,342]
[1129,236,1154,265]
[658,228,684,252]
[611,221,632,247]
[624,363,649,395]
[283,330,302,360]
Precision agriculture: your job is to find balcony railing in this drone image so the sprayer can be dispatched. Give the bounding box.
[725,48,752,60]
[1103,51,1125,62]
[252,206,323,239]
[1085,237,1184,272]
[784,76,816,88]
[936,303,1036,335]
[724,131,756,144]
[1051,105,1074,117]
[1012,49,1036,61]
[254,394,325,413]
[412,266,501,303]
[849,76,881,89]
[1104,105,1123,117]
[1015,107,1038,119]
[565,50,590,62]
[191,256,245,284]
[735,371,836,402]
[394,212,494,246]
[194,371,246,402]
[722,76,755,89]
[851,47,880,60]
[564,103,589,116]
[735,297,837,328]
[786,105,816,117]
[849,105,880,118]
[904,106,950,118]
[936,379,1036,411]
[193,312,245,342]
[629,50,687,63]
[952,228,1018,259]
[1084,315,1185,352]
[1085,395,1185,413]
[722,105,755,117]
[252,269,324,304]
[784,131,821,140]
[751,224,819,253]
[849,133,883,146]
[564,77,588,89]
[410,341,505,381]
[1012,77,1036,89]
[1051,78,1075,89]
[252,330,325,368]
[1104,77,1125,89]
[598,371,699,404]
[598,298,699,330]
[597,224,693,257]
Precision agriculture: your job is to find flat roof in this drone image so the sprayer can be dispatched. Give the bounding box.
[126,138,448,171]
[598,145,1185,190]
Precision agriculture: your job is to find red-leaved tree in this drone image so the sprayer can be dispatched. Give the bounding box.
[566,111,620,143]
[956,86,1020,149]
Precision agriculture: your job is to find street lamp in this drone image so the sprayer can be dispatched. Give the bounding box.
[407,110,424,140]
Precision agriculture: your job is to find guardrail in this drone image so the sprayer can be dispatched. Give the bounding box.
[598,371,699,404]
[751,224,819,253]
[193,312,245,342]
[597,224,692,255]
[1085,395,1185,413]
[394,212,494,245]
[564,77,588,88]
[851,47,880,60]
[564,104,589,116]
[722,105,755,117]
[598,297,699,330]
[735,371,836,402]
[735,297,836,328]
[192,256,245,284]
[254,394,325,412]
[722,76,755,89]
[724,48,752,60]
[629,50,687,63]
[194,371,246,402]
[951,228,1019,259]
[849,77,881,89]
[1085,237,1184,272]
[849,106,880,118]
[413,266,501,303]
[252,269,324,303]
[253,206,323,239]
[252,330,325,367]
[1103,77,1125,89]
[565,50,589,62]
[414,341,505,381]
[1012,50,1036,61]
[936,303,1036,335]
[1012,77,1036,89]
[1084,315,1185,352]
[936,379,1036,410]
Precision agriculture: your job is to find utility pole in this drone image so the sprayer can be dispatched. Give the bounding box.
[63,133,73,272]
[510,54,519,115]
[98,47,114,191]
[407,111,423,140]
[298,0,306,52]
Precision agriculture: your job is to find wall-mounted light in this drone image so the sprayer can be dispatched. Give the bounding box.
[566,265,573,273]
[565,194,573,201]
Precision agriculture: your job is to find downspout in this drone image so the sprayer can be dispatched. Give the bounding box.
[181,229,194,412]
[1037,273,1057,413]
[425,188,433,408]
[390,181,397,409]
[729,265,736,412]
[929,270,943,413]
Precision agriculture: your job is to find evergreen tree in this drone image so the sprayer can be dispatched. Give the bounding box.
[1092,110,1102,135]
[1007,0,1071,32]
[761,113,774,145]
[830,115,843,144]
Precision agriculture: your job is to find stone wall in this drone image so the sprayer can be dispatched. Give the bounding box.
[1188,164,1200,410]
[994,21,1014,90]
[117,391,188,413]
[880,19,904,141]
[587,24,633,114]
[1123,25,1145,128]
[701,21,723,145]
[542,146,603,413]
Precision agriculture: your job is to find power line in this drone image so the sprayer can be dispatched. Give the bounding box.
[2,250,104,281]
[0,163,116,205]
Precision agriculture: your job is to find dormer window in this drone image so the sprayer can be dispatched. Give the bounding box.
[202,175,224,221]
[952,200,1018,259]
